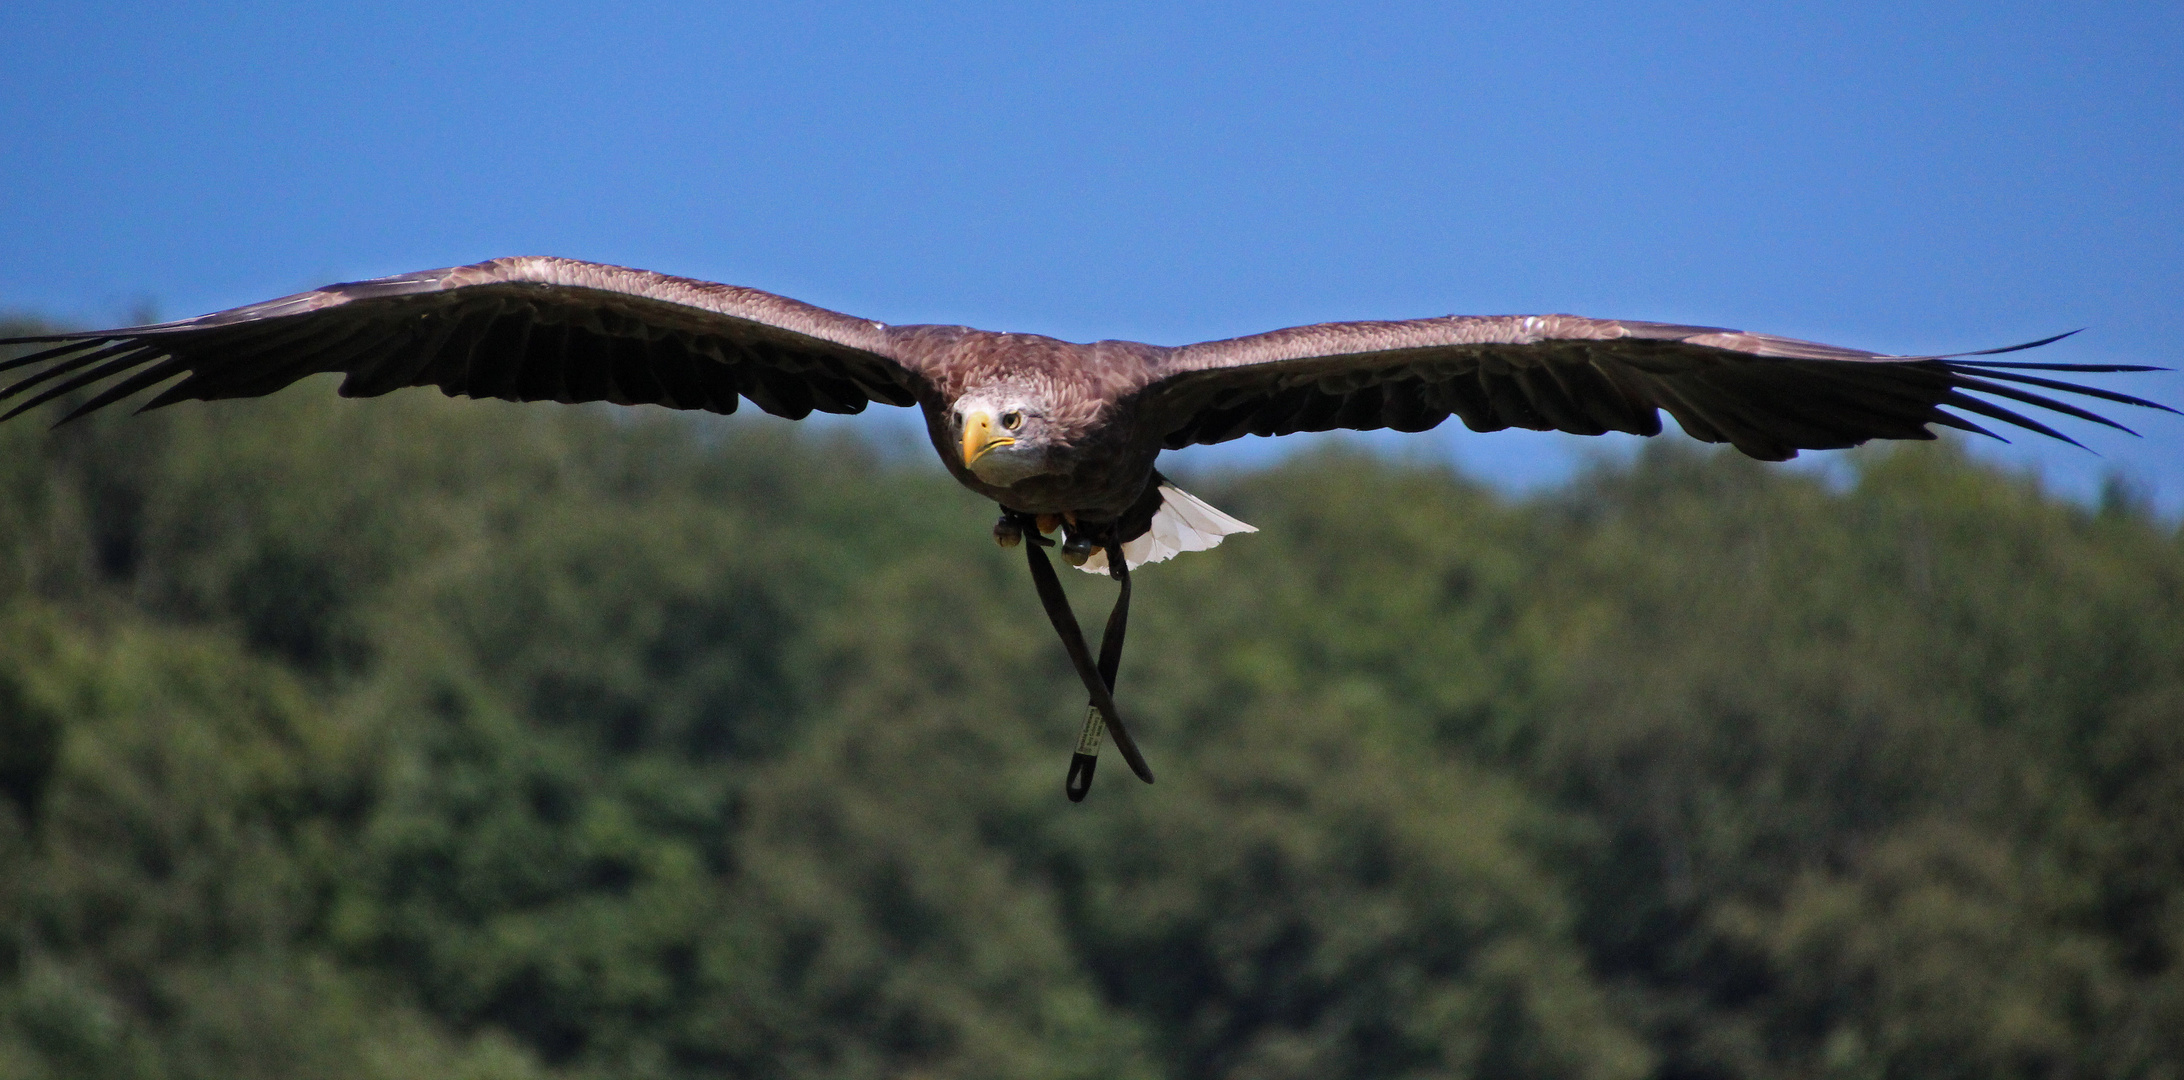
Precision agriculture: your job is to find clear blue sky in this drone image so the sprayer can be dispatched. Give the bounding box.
[4,2,2178,511]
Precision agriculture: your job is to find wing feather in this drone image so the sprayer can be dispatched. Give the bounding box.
[1484,367,1552,431]
[1512,365,1605,436]
[1959,368,2174,411]
[1938,391,2083,447]
[466,310,536,401]
[514,321,576,404]
[1950,374,2146,435]
[0,342,142,403]
[59,359,192,423]
[1138,314,2167,458]
[0,339,103,375]
[1423,374,1510,434]
[3,350,160,420]
[0,257,926,424]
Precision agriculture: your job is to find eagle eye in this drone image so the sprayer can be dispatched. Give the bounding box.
[1001,410,1024,431]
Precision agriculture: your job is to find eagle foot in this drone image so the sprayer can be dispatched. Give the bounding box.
[1002,509,1054,547]
[1060,534,1096,566]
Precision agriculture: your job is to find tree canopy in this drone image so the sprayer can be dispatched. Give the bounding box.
[2,339,2180,1079]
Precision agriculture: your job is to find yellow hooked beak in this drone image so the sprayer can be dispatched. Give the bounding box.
[961,410,1016,467]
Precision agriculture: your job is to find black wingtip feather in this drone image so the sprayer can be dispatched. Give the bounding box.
[1955,375,2142,436]
[0,339,109,375]
[0,331,114,347]
[1953,360,2169,373]
[3,350,159,422]
[59,360,188,425]
[0,342,139,403]
[1921,329,2086,359]
[135,378,208,414]
[1953,367,2179,416]
[1928,412,2005,442]
[1941,391,2086,449]
[1982,329,2083,354]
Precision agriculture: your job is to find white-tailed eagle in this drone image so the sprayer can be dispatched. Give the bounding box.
[2,257,2170,798]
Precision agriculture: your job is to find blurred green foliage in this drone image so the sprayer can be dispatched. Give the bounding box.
[1,338,2180,1078]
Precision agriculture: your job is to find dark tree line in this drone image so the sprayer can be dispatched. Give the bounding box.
[2,328,2180,1079]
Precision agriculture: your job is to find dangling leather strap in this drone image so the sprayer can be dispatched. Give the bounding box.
[1018,517,1154,787]
[1065,540,1131,801]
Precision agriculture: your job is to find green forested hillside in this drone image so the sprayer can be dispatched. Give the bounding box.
[0,362,2179,1079]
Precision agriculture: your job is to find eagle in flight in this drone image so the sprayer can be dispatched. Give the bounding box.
[1,257,2170,798]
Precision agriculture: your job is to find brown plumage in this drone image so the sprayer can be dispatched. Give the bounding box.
[3,256,2171,796]
[4,256,2167,510]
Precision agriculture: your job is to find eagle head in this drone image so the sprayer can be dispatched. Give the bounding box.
[955,391,1060,486]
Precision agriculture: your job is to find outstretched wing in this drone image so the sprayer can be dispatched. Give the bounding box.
[0,257,927,423]
[1137,314,2172,460]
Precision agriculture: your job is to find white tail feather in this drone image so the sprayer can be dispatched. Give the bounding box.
[1078,484,1256,574]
